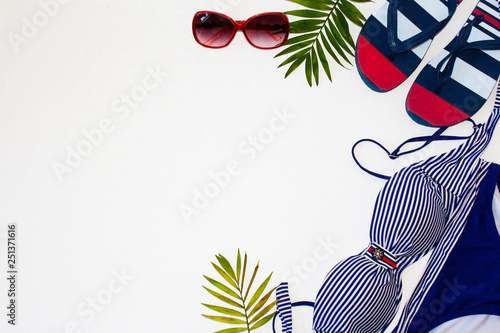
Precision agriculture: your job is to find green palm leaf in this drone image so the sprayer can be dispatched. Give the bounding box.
[334,10,355,47]
[247,272,272,309]
[212,262,239,290]
[248,288,277,318]
[324,24,351,64]
[311,46,320,85]
[305,54,313,86]
[214,328,248,333]
[244,261,260,302]
[202,304,246,317]
[249,300,278,325]
[240,252,247,290]
[203,286,243,309]
[286,9,329,17]
[236,250,242,282]
[328,19,354,56]
[278,48,310,68]
[320,32,344,68]
[316,41,332,80]
[216,254,237,282]
[202,315,247,325]
[276,39,316,57]
[285,53,308,78]
[249,313,276,330]
[288,0,333,11]
[276,0,369,86]
[285,33,318,45]
[339,0,366,26]
[204,275,240,299]
[202,250,277,333]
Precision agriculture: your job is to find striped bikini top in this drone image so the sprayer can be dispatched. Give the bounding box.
[275,101,500,333]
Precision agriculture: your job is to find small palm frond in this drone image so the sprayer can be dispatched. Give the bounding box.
[276,0,370,86]
[202,250,277,333]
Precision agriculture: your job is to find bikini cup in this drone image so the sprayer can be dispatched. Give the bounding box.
[275,107,500,333]
[313,158,456,333]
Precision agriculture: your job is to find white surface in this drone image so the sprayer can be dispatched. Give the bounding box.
[494,185,500,235]
[0,0,498,332]
[429,315,500,333]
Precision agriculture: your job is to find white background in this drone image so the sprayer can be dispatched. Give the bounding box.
[0,0,498,332]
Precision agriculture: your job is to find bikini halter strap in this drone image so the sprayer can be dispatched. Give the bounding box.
[351,120,477,180]
[272,301,314,333]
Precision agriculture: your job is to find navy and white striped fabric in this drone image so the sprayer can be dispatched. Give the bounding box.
[392,84,500,333]
[406,0,500,126]
[276,283,293,333]
[275,2,500,330]
[275,91,500,333]
[312,105,500,333]
[356,0,457,92]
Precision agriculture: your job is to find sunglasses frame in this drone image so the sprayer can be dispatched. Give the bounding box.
[192,11,289,49]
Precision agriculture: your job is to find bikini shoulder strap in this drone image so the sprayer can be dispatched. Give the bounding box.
[351,120,476,180]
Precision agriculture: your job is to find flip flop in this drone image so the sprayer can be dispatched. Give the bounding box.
[406,0,500,126]
[356,0,458,92]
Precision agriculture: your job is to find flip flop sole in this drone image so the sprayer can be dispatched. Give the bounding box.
[407,0,500,126]
[356,0,453,92]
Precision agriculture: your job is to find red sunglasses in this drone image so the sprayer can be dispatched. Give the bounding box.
[192,11,289,49]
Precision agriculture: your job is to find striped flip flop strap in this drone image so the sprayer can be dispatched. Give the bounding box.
[387,0,458,55]
[435,14,500,93]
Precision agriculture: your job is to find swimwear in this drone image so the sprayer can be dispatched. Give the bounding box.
[276,87,500,333]
[398,163,500,333]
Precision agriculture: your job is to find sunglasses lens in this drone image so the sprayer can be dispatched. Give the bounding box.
[245,14,288,49]
[193,12,235,48]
